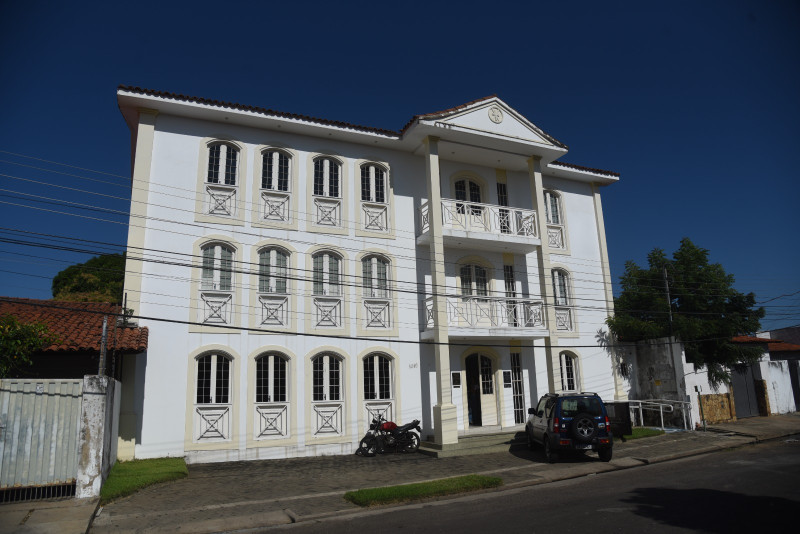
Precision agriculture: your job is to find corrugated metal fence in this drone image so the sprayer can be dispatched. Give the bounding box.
[0,379,83,500]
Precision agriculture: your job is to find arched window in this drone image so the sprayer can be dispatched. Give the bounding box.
[194,352,233,441]
[312,353,342,402]
[196,353,231,404]
[312,251,342,296]
[362,255,389,298]
[544,190,562,225]
[313,157,341,198]
[560,352,578,392]
[261,150,291,192]
[455,178,482,214]
[552,269,570,306]
[207,142,239,186]
[460,264,488,297]
[258,247,289,294]
[363,353,392,400]
[361,164,386,203]
[201,243,234,291]
[256,353,288,403]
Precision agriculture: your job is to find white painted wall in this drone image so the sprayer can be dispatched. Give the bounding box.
[128,110,617,461]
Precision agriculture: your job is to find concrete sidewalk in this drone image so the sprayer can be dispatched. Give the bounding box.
[4,413,798,534]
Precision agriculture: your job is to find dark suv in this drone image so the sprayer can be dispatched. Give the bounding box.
[526,393,613,463]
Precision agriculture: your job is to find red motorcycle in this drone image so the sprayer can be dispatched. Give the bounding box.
[356,415,421,456]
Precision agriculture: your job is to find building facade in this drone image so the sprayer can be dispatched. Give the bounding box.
[116,87,623,463]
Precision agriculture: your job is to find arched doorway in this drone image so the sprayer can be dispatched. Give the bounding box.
[465,353,498,427]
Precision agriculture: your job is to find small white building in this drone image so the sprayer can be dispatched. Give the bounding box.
[115,87,624,463]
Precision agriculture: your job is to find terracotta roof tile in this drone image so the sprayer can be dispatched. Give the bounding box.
[118,85,400,138]
[0,298,148,353]
[732,335,771,344]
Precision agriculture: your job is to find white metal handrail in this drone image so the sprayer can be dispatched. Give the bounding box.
[419,199,538,238]
[424,295,545,329]
[628,399,693,431]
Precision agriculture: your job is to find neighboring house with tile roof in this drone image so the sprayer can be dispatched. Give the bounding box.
[0,297,148,379]
[731,335,797,416]
[116,87,624,463]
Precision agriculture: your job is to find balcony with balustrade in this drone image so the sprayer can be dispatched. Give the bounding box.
[417,199,541,252]
[421,295,550,340]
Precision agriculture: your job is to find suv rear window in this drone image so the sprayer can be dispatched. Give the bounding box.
[560,397,603,417]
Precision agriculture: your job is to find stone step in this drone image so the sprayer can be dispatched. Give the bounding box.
[419,431,529,458]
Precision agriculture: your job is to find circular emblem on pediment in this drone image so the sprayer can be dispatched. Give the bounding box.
[488,106,504,124]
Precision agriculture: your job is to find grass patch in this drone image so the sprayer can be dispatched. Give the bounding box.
[100,457,188,504]
[344,474,503,507]
[623,427,666,440]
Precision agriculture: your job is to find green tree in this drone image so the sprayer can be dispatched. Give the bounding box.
[0,315,60,378]
[51,254,126,304]
[607,238,765,386]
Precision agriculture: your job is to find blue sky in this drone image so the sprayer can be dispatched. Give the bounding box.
[0,1,797,331]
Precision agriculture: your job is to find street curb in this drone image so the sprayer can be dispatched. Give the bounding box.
[255,434,786,529]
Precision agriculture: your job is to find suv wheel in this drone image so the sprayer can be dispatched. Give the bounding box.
[598,447,612,462]
[544,437,558,463]
[570,412,597,443]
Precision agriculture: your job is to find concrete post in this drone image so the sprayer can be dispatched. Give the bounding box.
[75,376,120,498]
[528,156,558,393]
[424,136,458,445]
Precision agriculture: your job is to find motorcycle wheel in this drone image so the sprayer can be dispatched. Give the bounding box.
[403,432,420,453]
[359,436,377,457]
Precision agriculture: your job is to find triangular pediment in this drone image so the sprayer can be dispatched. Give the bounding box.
[423,98,563,148]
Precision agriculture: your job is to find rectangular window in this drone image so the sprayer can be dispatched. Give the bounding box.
[361,166,371,202]
[362,258,372,296]
[314,160,325,196]
[329,163,339,198]
[259,254,270,293]
[503,265,516,296]
[460,265,473,296]
[497,183,511,233]
[313,255,324,295]
[328,256,340,295]
[273,357,286,402]
[511,353,525,424]
[497,183,508,207]
[215,357,229,404]
[469,181,481,203]
[277,154,289,191]
[480,357,493,394]
[219,247,232,291]
[475,267,488,296]
[375,170,385,203]
[378,357,390,399]
[275,252,287,294]
[201,247,215,290]
[207,145,221,184]
[328,357,340,401]
[364,357,375,400]
[376,260,387,298]
[256,357,269,403]
[197,356,212,404]
[224,148,237,186]
[313,357,324,401]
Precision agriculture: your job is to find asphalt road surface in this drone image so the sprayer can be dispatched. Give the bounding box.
[275,436,800,533]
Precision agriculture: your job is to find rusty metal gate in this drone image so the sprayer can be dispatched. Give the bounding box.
[0,379,83,501]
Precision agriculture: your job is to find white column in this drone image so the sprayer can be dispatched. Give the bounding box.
[425,136,458,444]
[528,156,559,393]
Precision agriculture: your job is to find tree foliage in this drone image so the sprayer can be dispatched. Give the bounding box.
[51,254,125,304]
[607,238,765,385]
[0,315,60,378]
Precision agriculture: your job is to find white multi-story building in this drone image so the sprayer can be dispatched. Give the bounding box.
[116,86,624,463]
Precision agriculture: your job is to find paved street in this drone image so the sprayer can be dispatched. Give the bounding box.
[282,436,800,533]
